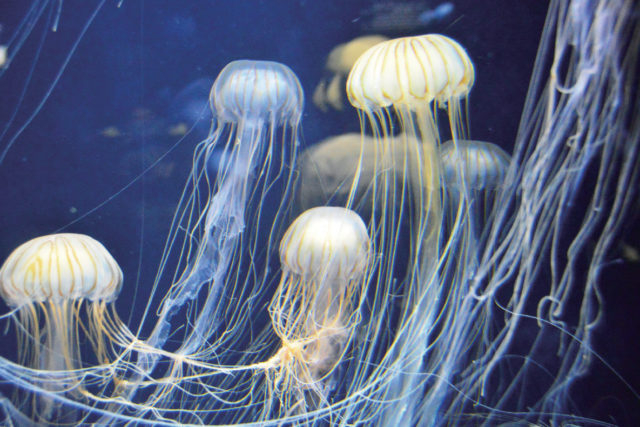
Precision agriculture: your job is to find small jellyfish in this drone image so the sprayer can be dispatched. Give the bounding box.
[265,206,371,413]
[439,139,512,251]
[312,35,388,112]
[0,233,123,422]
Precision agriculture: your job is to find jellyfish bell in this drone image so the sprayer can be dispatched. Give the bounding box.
[0,233,124,421]
[346,34,474,112]
[439,139,511,192]
[295,132,424,219]
[439,139,512,237]
[211,59,303,127]
[278,206,370,306]
[313,35,389,112]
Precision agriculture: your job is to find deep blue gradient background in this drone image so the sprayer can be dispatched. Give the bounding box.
[0,1,638,423]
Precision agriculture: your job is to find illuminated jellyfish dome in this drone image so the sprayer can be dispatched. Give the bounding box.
[0,233,124,423]
[0,1,638,426]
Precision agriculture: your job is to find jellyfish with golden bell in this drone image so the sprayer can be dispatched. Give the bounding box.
[0,233,124,422]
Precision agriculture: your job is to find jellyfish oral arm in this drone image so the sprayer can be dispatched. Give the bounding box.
[146,123,263,356]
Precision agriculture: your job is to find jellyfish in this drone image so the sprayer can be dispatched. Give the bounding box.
[0,233,123,422]
[344,33,475,425]
[263,206,371,416]
[312,35,388,112]
[143,59,303,352]
[340,3,640,422]
[439,139,511,271]
[295,132,421,217]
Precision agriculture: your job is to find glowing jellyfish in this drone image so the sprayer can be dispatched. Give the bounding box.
[344,33,475,425]
[0,233,123,422]
[264,206,371,415]
[312,35,388,112]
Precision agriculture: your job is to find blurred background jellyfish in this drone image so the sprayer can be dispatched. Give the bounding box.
[312,35,388,112]
[0,233,123,423]
[439,139,511,270]
[295,132,421,217]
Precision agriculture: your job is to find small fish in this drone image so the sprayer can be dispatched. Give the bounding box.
[621,242,640,263]
[0,45,7,68]
[100,126,122,138]
[168,123,188,136]
[418,2,454,26]
[360,1,455,33]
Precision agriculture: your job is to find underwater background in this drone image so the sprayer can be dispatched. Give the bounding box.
[0,0,638,425]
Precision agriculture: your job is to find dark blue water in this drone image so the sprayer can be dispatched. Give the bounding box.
[0,1,637,424]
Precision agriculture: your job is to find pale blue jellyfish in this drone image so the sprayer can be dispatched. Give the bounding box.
[111,59,305,423]
[145,59,303,352]
[439,139,511,272]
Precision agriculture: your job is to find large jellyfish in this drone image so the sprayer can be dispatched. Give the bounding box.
[344,33,475,426]
[0,233,123,423]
